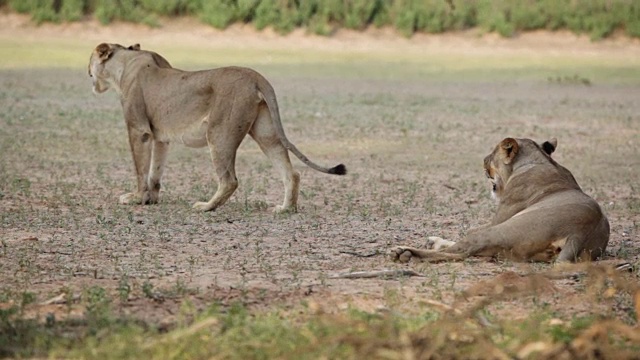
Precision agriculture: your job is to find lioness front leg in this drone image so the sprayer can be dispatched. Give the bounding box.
[120,127,153,205]
[147,140,169,204]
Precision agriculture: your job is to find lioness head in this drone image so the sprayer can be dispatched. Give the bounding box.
[88,43,140,94]
[484,137,557,200]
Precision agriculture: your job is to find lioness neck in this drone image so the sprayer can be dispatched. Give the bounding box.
[107,51,152,96]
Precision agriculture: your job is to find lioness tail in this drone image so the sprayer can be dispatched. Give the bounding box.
[256,78,347,176]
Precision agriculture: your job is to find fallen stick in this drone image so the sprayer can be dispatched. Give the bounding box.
[329,269,424,279]
[338,250,379,258]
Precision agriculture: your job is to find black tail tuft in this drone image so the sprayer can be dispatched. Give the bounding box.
[329,164,347,175]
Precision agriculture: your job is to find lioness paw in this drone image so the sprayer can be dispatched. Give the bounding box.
[148,192,160,204]
[274,205,297,214]
[119,192,143,205]
[193,201,215,212]
[390,247,415,263]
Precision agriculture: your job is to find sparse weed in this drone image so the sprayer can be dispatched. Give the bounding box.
[84,286,112,332]
[548,74,593,86]
[117,274,131,303]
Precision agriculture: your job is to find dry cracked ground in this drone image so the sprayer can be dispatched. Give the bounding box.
[0,15,639,329]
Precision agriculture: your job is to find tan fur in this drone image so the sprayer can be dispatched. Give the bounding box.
[391,137,610,263]
[88,43,346,213]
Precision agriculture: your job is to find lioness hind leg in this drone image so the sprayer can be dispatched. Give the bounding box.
[193,144,240,212]
[265,146,300,214]
[250,107,300,213]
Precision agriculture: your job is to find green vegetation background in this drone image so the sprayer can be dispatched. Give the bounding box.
[5,0,640,40]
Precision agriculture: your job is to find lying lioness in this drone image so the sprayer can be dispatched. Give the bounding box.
[392,137,610,263]
[88,43,345,213]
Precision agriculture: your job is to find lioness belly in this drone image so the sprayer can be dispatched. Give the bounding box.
[156,115,209,148]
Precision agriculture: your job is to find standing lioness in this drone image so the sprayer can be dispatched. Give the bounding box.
[88,43,346,213]
[392,137,610,263]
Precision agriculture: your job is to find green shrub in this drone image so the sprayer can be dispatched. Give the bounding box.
[9,0,57,22]
[116,0,144,22]
[344,0,381,30]
[254,0,279,30]
[449,0,477,30]
[390,0,456,37]
[371,1,390,28]
[394,9,415,37]
[415,0,451,34]
[236,0,259,22]
[477,0,511,37]
[625,2,640,38]
[141,14,160,27]
[200,0,237,29]
[254,0,299,33]
[9,0,33,13]
[298,0,337,35]
[138,0,190,16]
[296,0,318,26]
[627,2,640,35]
[541,0,569,30]
[5,0,640,40]
[509,0,548,30]
[316,0,345,24]
[59,0,85,22]
[94,0,144,25]
[94,0,116,24]
[30,0,58,24]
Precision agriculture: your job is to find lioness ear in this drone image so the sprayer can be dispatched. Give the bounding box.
[500,138,519,164]
[96,43,113,62]
[542,138,557,155]
[127,43,141,50]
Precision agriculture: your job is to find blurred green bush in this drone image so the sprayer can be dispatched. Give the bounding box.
[6,0,640,40]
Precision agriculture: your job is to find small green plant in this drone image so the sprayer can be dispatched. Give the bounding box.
[117,274,131,303]
[12,177,31,197]
[547,74,593,86]
[84,286,112,332]
[20,291,36,311]
[142,280,155,299]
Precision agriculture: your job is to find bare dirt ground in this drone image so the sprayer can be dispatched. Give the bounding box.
[1,14,639,329]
